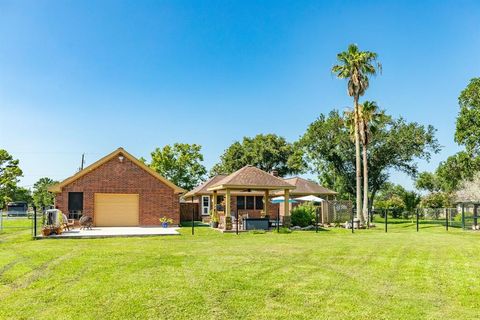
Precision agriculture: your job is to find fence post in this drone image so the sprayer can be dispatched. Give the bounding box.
[385,208,388,233]
[351,208,354,233]
[445,208,449,231]
[235,209,239,235]
[461,204,465,230]
[416,208,419,232]
[33,206,37,239]
[191,198,195,236]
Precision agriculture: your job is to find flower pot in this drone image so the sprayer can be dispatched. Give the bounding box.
[211,221,219,228]
[41,228,51,237]
[162,222,168,228]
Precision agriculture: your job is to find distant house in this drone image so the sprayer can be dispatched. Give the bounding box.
[49,148,184,227]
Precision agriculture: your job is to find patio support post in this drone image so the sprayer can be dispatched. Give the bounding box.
[225,189,231,217]
[212,191,217,216]
[462,204,465,230]
[284,189,290,227]
[225,189,231,230]
[264,190,269,218]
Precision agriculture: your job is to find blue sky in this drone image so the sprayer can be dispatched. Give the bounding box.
[1,0,479,190]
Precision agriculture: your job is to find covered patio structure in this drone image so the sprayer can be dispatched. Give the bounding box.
[207,165,295,231]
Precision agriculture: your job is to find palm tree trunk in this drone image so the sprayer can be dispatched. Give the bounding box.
[354,96,364,225]
[362,142,369,226]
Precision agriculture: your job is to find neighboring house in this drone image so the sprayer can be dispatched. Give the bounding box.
[49,148,184,227]
[184,173,337,221]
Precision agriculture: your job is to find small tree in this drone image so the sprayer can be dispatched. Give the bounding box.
[33,177,58,209]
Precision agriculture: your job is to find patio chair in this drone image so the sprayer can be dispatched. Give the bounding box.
[62,213,75,231]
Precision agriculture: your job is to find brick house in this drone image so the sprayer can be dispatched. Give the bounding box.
[184,175,281,220]
[185,172,337,223]
[49,148,184,226]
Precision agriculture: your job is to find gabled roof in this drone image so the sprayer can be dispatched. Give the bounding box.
[183,175,227,198]
[207,166,295,191]
[275,177,337,195]
[48,147,185,194]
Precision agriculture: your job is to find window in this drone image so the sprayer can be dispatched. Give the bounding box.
[202,196,210,215]
[246,196,255,210]
[237,196,245,210]
[255,196,264,210]
[68,192,83,219]
[216,195,225,211]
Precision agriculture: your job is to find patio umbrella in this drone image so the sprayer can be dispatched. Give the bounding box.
[294,195,324,203]
[271,196,298,204]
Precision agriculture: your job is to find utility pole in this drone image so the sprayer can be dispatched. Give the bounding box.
[79,153,85,171]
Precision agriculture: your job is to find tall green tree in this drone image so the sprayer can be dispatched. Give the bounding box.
[147,143,207,190]
[32,177,58,209]
[210,134,299,177]
[455,78,480,155]
[298,110,440,211]
[332,44,382,224]
[0,149,23,209]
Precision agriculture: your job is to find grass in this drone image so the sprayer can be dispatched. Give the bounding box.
[1,219,480,319]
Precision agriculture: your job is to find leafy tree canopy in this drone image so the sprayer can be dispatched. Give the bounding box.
[210,134,300,177]
[0,149,23,209]
[455,78,480,155]
[296,110,440,206]
[11,187,32,204]
[374,182,420,212]
[416,151,480,193]
[147,143,207,191]
[420,192,452,209]
[33,177,58,209]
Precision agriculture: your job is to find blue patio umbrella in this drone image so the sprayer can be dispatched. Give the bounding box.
[270,196,298,204]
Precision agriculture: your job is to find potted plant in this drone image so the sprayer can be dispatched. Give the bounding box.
[210,209,219,228]
[159,216,173,228]
[41,226,52,237]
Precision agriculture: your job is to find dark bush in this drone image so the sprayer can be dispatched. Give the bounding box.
[291,203,316,227]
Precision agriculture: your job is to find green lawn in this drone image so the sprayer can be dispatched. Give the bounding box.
[1,220,479,319]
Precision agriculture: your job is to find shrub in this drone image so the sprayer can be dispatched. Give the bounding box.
[278,227,292,234]
[291,203,316,227]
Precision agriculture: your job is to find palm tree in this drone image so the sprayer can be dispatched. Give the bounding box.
[358,101,385,225]
[332,44,381,225]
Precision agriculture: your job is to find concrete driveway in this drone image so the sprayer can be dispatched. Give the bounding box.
[38,226,180,239]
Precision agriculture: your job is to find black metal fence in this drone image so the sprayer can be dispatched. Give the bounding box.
[0,209,41,237]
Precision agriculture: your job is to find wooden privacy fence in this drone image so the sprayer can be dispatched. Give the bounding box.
[180,202,200,221]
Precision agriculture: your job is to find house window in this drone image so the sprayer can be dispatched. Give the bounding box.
[246,196,255,210]
[68,192,83,220]
[255,196,264,210]
[237,196,245,210]
[202,196,210,215]
[216,195,225,211]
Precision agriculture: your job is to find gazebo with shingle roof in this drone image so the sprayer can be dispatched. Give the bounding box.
[207,165,295,226]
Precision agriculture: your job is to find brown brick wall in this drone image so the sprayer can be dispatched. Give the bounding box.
[54,156,180,226]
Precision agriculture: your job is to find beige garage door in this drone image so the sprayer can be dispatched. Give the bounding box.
[94,193,139,227]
